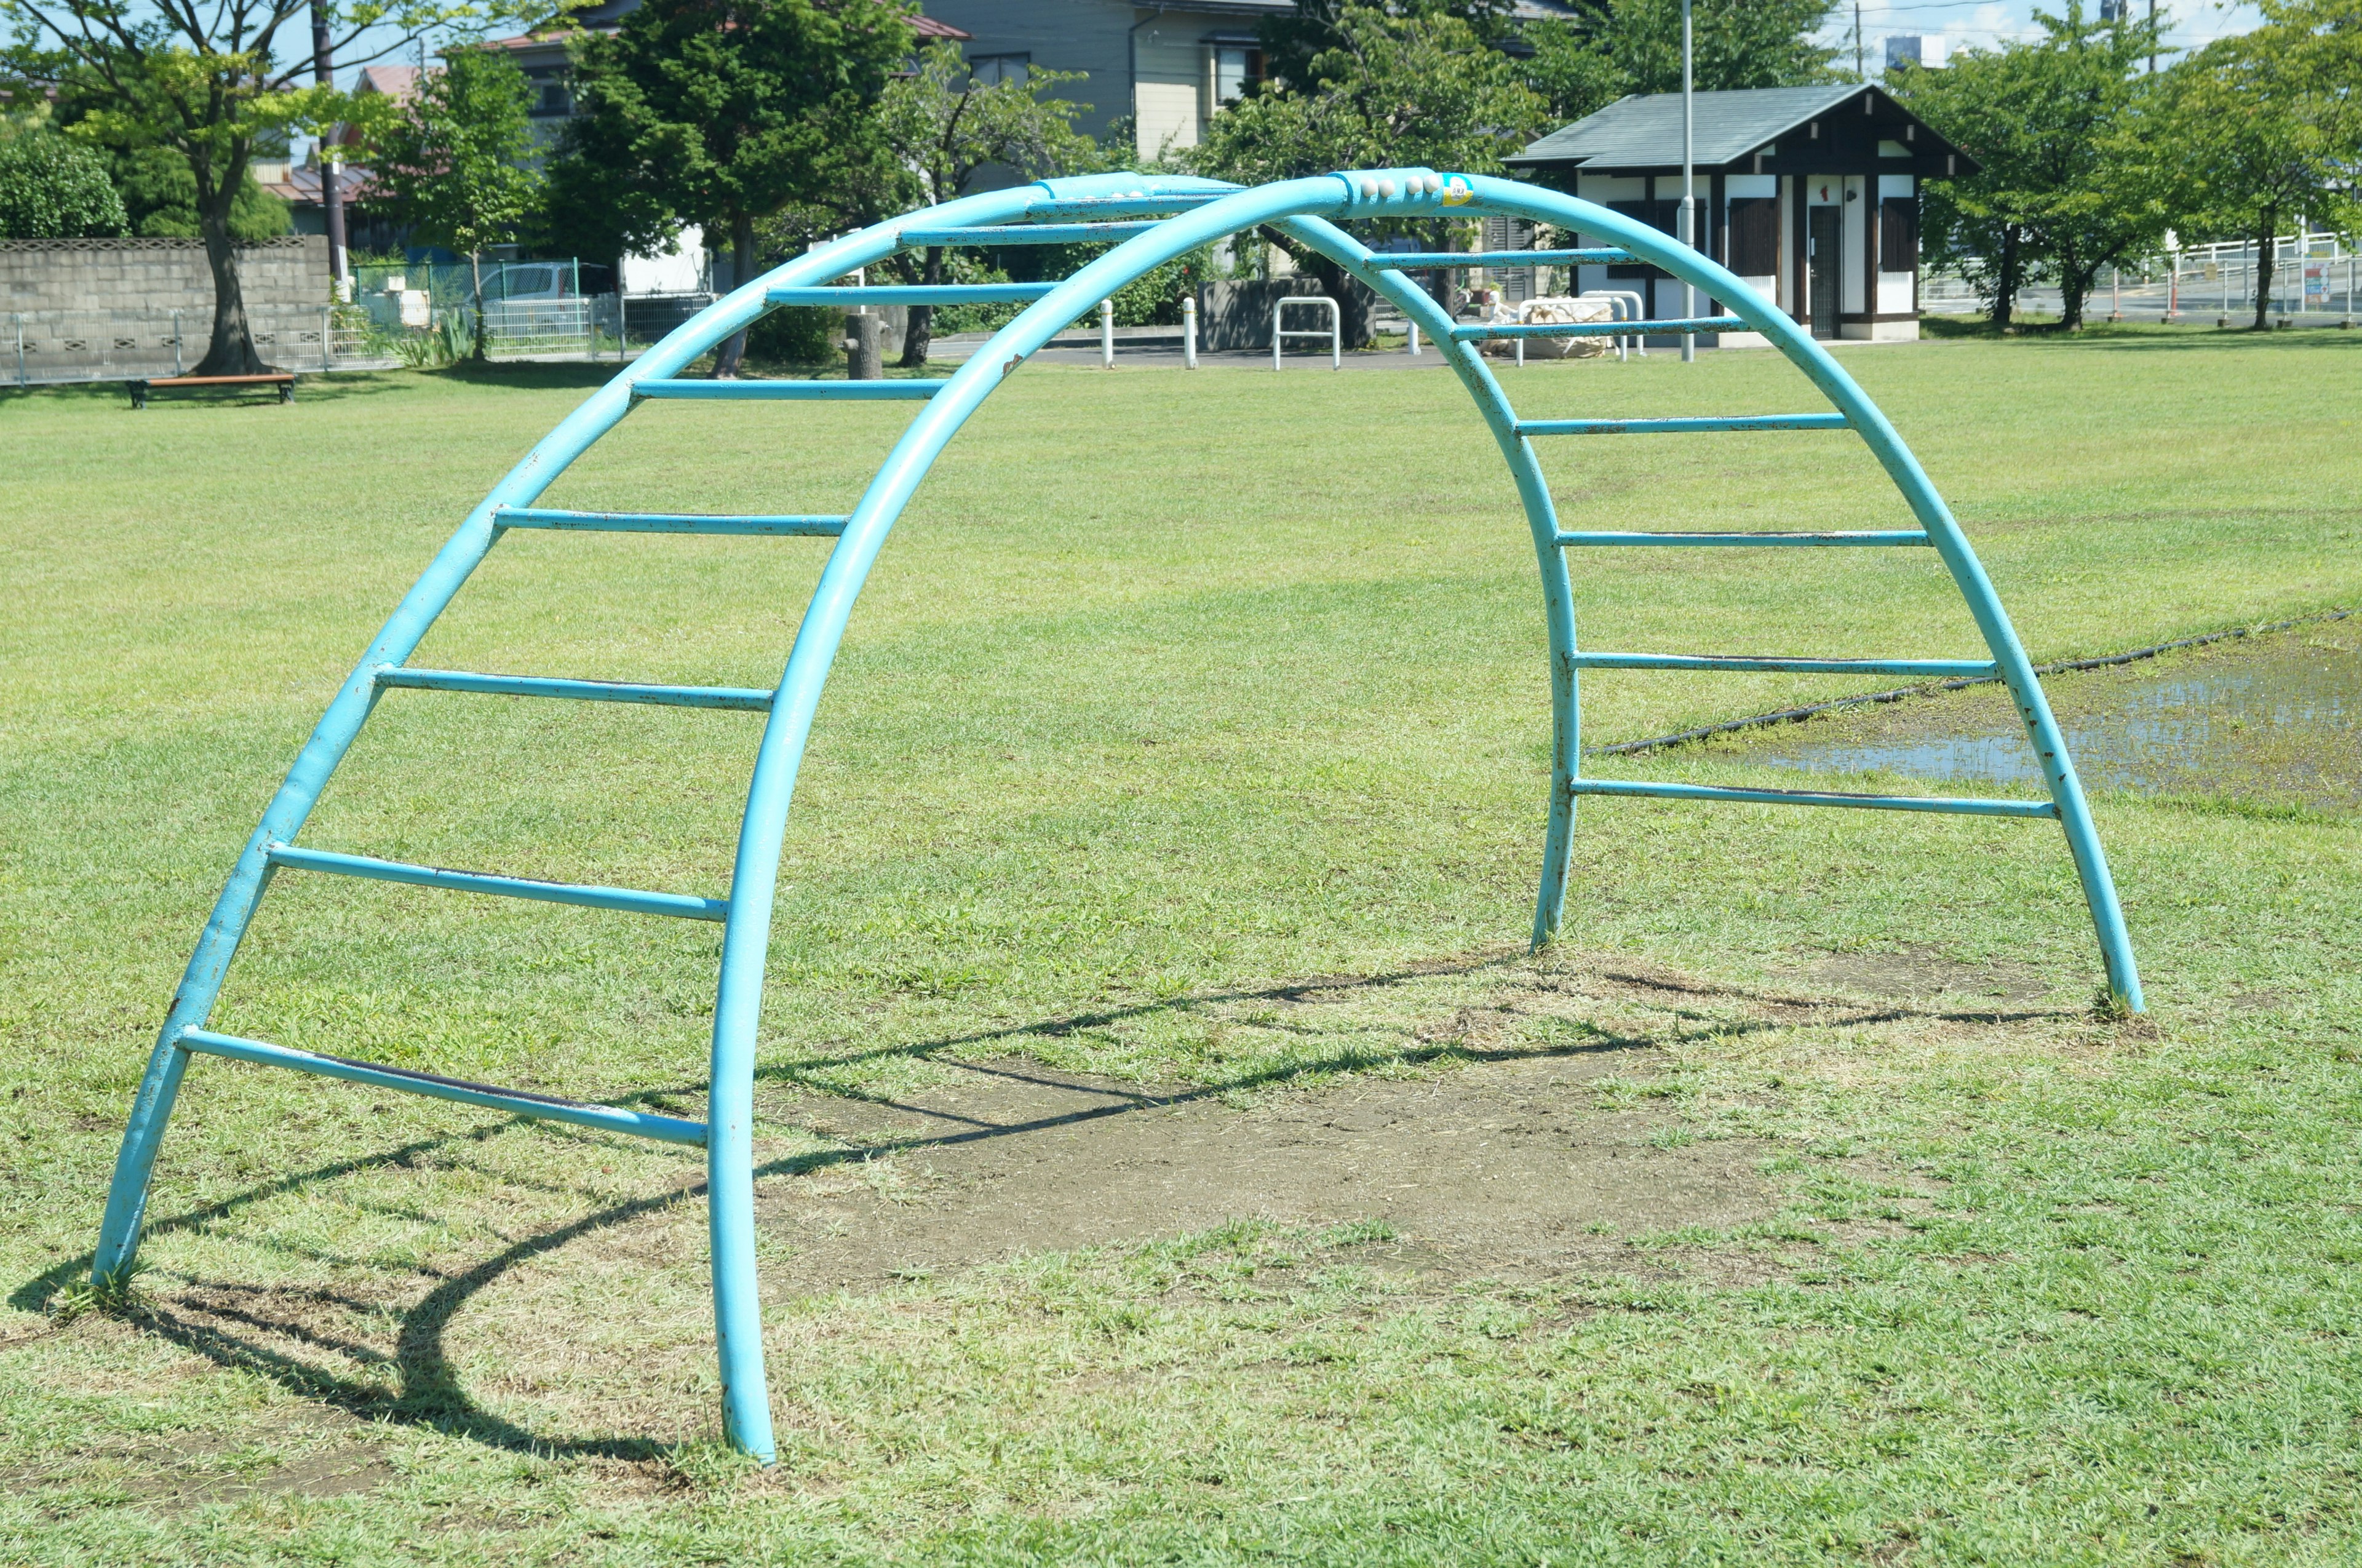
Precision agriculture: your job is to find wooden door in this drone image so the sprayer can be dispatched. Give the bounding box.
[1807,206,1842,338]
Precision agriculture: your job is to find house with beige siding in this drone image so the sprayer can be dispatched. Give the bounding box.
[925,0,1578,165]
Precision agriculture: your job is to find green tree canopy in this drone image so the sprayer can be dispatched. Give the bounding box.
[2160,0,2362,327]
[372,46,543,361]
[111,146,291,239]
[0,0,552,373]
[549,0,912,375]
[0,125,127,237]
[1190,3,1549,345]
[867,39,1100,364]
[1892,2,2168,330]
[1524,0,1838,124]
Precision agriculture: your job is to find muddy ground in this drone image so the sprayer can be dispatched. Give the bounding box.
[754,1048,1772,1293]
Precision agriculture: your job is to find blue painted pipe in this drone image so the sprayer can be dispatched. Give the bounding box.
[1460,170,2142,1009]
[897,223,1158,245]
[1375,250,1630,267]
[375,668,776,711]
[181,1030,711,1145]
[1569,779,2059,818]
[264,842,731,921]
[1454,317,1744,340]
[1519,414,1851,436]
[763,284,1056,306]
[95,165,2145,1479]
[1570,653,1997,677]
[1555,530,1931,547]
[634,380,948,401]
[495,507,848,536]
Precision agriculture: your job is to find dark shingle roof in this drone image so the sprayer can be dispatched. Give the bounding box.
[1510,84,1869,170]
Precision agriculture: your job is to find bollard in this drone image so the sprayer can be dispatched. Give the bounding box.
[845,312,883,380]
[1408,320,1420,357]
[1182,295,1198,369]
[1100,298,1114,368]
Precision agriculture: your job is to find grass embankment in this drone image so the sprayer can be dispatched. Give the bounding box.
[1,332,2358,1564]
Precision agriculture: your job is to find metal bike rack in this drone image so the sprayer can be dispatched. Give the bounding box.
[1580,289,1648,360]
[1271,293,1340,370]
[93,169,2144,1466]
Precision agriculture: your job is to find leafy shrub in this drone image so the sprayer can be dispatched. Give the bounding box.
[745,305,837,364]
[0,130,126,238]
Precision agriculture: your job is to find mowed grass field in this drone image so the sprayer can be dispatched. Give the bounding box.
[1,328,2358,1564]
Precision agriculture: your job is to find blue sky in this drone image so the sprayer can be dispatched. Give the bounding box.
[1826,0,2264,58]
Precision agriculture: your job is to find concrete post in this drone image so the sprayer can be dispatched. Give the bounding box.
[846,312,883,380]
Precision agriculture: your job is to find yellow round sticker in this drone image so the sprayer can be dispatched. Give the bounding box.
[1439,175,1473,207]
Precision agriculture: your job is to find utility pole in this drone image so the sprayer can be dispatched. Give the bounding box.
[311,0,349,301]
[2147,0,2157,74]
[1854,2,1864,81]
[1680,0,1695,362]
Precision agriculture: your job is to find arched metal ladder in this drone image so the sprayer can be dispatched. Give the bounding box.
[93,170,2143,1463]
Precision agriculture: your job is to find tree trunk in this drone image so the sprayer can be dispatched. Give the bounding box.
[1989,225,2020,331]
[468,250,490,362]
[899,246,941,368]
[191,152,266,376]
[2252,212,2276,330]
[1297,252,1370,348]
[2058,258,2088,332]
[714,212,756,378]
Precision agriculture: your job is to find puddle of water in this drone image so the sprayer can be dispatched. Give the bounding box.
[1720,627,2361,814]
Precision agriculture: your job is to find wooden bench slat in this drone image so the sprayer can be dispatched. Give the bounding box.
[141,374,296,388]
[126,372,298,408]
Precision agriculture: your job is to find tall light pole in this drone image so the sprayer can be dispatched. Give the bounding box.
[1679,0,1695,362]
[311,0,349,301]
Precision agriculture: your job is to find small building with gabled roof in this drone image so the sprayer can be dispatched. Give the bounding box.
[1508,84,1976,344]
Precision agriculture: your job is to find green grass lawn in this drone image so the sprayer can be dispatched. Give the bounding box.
[2,328,2359,1564]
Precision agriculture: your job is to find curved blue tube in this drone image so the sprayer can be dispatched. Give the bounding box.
[95,165,2142,1473]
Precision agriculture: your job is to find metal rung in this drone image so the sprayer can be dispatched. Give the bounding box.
[1555,530,1931,547]
[177,1029,709,1146]
[493,507,847,536]
[1455,316,1743,341]
[765,284,1057,306]
[899,223,1158,245]
[264,843,729,921]
[1572,653,1997,677]
[1375,250,1631,267]
[1570,778,2058,819]
[375,667,774,710]
[1022,194,1225,219]
[633,380,948,402]
[1517,414,1850,436]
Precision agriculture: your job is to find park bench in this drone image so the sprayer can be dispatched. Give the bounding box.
[125,372,296,410]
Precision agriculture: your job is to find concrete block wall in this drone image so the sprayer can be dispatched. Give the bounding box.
[2,237,335,380]
[0,236,330,317]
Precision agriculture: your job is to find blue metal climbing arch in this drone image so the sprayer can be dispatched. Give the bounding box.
[93,170,2144,1463]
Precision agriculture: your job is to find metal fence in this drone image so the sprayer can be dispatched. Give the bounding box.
[6,307,371,386]
[1925,230,2360,324]
[4,293,718,385]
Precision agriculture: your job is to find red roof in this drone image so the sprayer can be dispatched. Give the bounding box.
[913,14,970,39]
[354,65,418,100]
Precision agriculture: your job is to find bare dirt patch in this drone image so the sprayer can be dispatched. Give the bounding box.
[753,1048,1775,1294]
[1795,945,2054,1006]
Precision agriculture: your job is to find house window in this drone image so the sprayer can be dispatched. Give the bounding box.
[1727,197,1779,276]
[1880,197,1918,270]
[522,66,571,119]
[970,52,1028,87]
[1212,46,1263,105]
